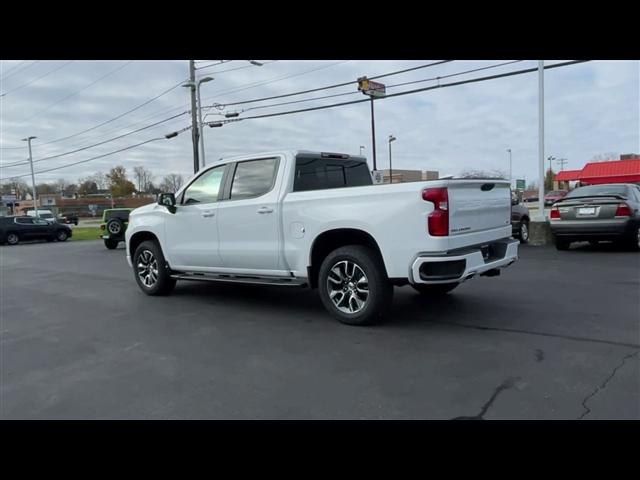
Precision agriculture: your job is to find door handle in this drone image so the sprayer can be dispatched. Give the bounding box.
[257,207,274,214]
[201,211,215,218]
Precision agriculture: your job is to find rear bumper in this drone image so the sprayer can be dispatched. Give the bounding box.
[550,218,635,238]
[410,238,519,285]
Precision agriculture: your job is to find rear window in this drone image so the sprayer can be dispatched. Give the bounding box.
[293,156,372,192]
[566,185,628,199]
[105,210,130,221]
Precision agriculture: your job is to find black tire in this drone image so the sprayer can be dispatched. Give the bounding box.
[518,219,530,244]
[627,224,640,252]
[554,237,571,251]
[56,230,69,242]
[318,245,393,326]
[106,218,124,237]
[411,283,459,296]
[133,240,176,296]
[6,232,19,245]
[104,239,119,250]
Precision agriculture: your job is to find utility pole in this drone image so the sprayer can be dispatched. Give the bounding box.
[22,136,38,218]
[188,60,200,174]
[556,158,568,171]
[507,148,512,187]
[537,60,545,220]
[370,98,377,171]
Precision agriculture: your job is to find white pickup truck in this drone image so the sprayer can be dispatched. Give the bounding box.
[126,151,518,325]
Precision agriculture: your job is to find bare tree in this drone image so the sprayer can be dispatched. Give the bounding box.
[160,174,184,193]
[590,152,618,162]
[133,166,154,193]
[54,178,68,194]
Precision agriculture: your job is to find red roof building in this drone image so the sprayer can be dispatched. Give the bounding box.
[554,159,640,185]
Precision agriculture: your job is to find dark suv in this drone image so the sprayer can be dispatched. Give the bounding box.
[0,216,72,245]
[100,208,132,249]
[511,191,530,243]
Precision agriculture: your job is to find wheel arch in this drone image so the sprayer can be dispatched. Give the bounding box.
[307,228,386,289]
[129,231,161,258]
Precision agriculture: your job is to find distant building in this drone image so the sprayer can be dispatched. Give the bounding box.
[554,158,640,188]
[376,169,439,184]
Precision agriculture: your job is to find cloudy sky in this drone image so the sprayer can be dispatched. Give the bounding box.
[1,59,638,187]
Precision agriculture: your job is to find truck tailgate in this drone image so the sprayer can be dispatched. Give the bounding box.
[447,180,512,239]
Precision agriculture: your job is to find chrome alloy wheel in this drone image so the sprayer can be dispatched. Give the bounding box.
[326,260,369,314]
[108,221,121,235]
[520,222,529,242]
[137,249,159,288]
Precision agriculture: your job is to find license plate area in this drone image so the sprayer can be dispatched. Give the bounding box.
[578,207,597,216]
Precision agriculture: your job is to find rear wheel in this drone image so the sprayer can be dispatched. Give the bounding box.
[133,240,176,296]
[411,283,459,296]
[104,239,119,250]
[6,233,19,245]
[555,237,570,251]
[318,245,393,326]
[518,220,530,244]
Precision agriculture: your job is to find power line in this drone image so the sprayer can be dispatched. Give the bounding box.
[0,60,27,78]
[0,60,40,82]
[1,111,188,168]
[209,60,452,109]
[208,61,588,125]
[195,60,233,70]
[196,60,278,74]
[199,60,354,108]
[0,61,75,97]
[225,61,523,116]
[7,77,188,148]
[15,61,134,124]
[2,136,171,180]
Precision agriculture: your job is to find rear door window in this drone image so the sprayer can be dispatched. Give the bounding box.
[15,217,34,225]
[293,156,372,192]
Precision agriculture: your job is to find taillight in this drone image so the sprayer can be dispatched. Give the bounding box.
[422,187,449,236]
[100,224,105,230]
[615,204,632,217]
[550,206,560,220]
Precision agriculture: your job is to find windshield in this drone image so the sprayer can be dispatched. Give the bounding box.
[566,185,628,199]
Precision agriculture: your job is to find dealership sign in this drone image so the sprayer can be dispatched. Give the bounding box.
[357,76,386,98]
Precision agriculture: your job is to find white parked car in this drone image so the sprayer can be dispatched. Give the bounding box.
[126,151,519,325]
[26,209,57,223]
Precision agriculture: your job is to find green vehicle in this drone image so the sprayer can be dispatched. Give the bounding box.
[100,208,133,249]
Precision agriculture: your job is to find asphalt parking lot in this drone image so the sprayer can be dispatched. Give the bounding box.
[1,240,638,419]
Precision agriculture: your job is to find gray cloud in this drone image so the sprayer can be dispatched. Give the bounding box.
[1,60,638,187]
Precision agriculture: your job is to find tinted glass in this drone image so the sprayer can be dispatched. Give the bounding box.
[33,219,49,225]
[566,185,628,198]
[183,166,225,205]
[105,210,130,221]
[15,217,33,224]
[293,157,372,192]
[230,158,277,200]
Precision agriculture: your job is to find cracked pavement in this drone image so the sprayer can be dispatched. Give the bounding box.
[1,240,639,419]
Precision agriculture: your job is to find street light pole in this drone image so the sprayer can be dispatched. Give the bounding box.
[507,148,512,186]
[183,76,213,171]
[22,136,37,217]
[388,135,396,184]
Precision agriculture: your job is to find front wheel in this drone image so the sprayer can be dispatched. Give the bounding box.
[411,283,459,296]
[133,240,176,296]
[518,220,530,244]
[6,233,19,245]
[318,245,393,326]
[56,230,69,242]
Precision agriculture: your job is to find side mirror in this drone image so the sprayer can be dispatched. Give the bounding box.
[158,193,176,213]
